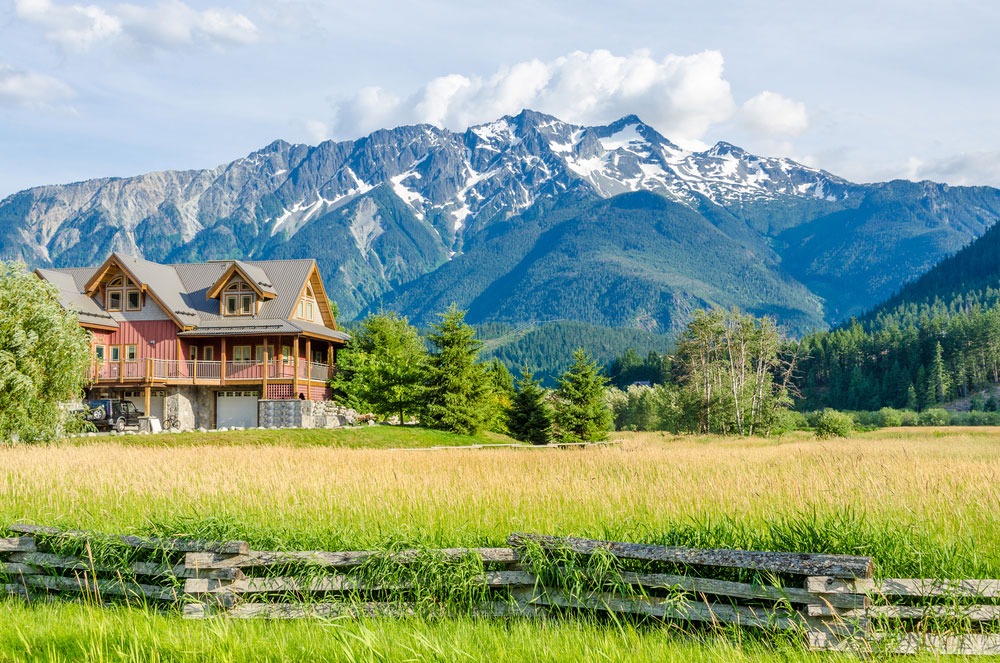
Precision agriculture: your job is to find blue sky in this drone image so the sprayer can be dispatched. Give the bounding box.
[1,0,998,197]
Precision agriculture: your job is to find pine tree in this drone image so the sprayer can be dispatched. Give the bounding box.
[421,305,491,435]
[928,341,951,405]
[554,349,612,442]
[508,369,553,445]
[905,384,919,411]
[484,358,515,434]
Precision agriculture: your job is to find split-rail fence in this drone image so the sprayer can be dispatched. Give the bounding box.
[2,524,998,655]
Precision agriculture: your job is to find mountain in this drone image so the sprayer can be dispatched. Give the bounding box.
[855,217,1000,331]
[3,108,1000,335]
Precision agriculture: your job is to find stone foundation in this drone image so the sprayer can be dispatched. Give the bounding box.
[259,399,358,429]
[163,386,215,430]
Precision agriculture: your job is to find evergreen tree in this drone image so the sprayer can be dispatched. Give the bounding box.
[508,369,553,445]
[330,311,426,422]
[928,341,951,405]
[553,349,612,442]
[422,305,491,434]
[905,384,919,411]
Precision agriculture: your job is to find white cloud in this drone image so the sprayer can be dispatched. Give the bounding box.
[15,0,258,51]
[303,119,330,143]
[0,64,74,109]
[903,152,1000,187]
[331,49,738,142]
[740,91,809,138]
[14,0,122,52]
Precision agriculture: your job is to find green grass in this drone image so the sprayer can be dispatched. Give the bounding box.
[63,425,517,449]
[0,600,891,663]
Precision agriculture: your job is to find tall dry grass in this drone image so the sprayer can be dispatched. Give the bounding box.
[2,429,999,575]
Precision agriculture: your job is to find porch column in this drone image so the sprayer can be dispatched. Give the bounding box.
[292,337,300,398]
[262,347,269,399]
[305,338,312,400]
[327,343,333,380]
[221,337,227,386]
[143,384,151,417]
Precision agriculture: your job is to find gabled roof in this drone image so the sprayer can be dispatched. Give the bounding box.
[205,260,278,300]
[38,254,349,343]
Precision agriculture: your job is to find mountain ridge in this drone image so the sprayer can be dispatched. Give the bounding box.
[3,108,999,335]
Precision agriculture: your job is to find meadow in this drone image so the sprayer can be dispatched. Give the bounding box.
[2,426,999,661]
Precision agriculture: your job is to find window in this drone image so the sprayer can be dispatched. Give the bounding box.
[223,281,256,316]
[232,346,251,362]
[125,345,137,362]
[312,349,325,364]
[203,347,214,361]
[297,301,304,318]
[189,346,198,361]
[255,345,276,362]
[126,290,141,311]
[305,302,313,320]
[282,345,291,364]
[110,346,121,362]
[95,345,106,362]
[107,290,122,311]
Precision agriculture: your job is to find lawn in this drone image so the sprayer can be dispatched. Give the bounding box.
[2,426,999,661]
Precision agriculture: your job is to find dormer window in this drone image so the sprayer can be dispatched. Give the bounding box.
[105,274,142,312]
[106,276,123,311]
[223,282,256,316]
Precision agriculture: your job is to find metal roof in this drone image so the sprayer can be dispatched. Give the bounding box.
[36,268,119,329]
[40,254,349,342]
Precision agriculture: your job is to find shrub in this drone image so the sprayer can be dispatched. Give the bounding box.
[876,407,903,428]
[771,409,809,435]
[813,409,854,439]
[899,409,919,426]
[918,408,952,427]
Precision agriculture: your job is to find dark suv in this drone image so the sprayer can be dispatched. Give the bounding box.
[85,399,143,432]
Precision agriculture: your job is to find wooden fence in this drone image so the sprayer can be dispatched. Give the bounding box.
[2,524,999,655]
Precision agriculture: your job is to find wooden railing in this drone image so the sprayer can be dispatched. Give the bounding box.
[89,360,331,383]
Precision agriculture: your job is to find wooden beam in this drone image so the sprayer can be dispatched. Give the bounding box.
[144,384,151,417]
[305,338,311,399]
[292,337,299,398]
[7,524,249,555]
[262,347,269,398]
[220,338,226,386]
[508,533,874,580]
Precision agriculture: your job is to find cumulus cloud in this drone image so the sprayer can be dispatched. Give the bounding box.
[0,64,74,109]
[331,49,738,142]
[15,0,258,52]
[903,152,1000,188]
[740,91,808,138]
[302,119,330,143]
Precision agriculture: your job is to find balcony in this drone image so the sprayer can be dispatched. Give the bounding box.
[89,359,333,385]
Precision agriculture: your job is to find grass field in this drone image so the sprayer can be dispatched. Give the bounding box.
[2,425,999,661]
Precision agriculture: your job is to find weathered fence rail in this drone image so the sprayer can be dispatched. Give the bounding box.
[3,526,1000,655]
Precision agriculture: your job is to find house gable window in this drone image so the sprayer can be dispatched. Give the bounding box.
[106,275,142,312]
[223,281,256,317]
[107,276,123,311]
[295,285,318,322]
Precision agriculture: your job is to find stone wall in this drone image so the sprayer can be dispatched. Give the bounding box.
[259,399,358,429]
[163,386,216,430]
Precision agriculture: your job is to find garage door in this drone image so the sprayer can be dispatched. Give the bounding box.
[216,390,258,428]
[148,391,165,422]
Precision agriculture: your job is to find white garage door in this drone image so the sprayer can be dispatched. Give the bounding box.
[216,390,258,428]
[148,391,165,422]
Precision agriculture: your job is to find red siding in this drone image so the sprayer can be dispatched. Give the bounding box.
[102,320,178,360]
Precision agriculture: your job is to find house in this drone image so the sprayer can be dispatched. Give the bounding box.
[37,253,350,430]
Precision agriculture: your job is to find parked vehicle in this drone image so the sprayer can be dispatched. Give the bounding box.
[84,399,143,432]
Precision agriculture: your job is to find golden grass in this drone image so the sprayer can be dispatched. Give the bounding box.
[3,427,1000,575]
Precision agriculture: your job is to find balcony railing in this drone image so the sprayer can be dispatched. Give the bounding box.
[90,359,331,383]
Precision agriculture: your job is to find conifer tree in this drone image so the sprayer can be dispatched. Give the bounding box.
[554,349,612,442]
[508,369,553,445]
[421,305,490,434]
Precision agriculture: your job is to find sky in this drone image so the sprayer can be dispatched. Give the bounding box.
[1,0,998,198]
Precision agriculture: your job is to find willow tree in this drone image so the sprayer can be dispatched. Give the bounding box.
[0,262,92,442]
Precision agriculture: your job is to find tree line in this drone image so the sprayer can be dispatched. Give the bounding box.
[331,305,612,444]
